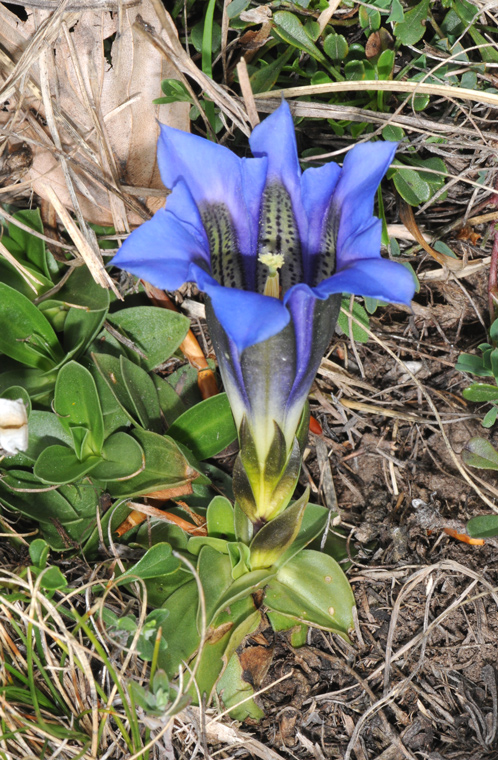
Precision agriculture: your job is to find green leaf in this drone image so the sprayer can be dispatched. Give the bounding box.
[39,566,68,591]
[156,580,200,676]
[250,48,293,94]
[455,353,493,377]
[249,489,309,569]
[215,629,265,721]
[29,538,50,569]
[34,445,102,485]
[107,306,189,371]
[273,11,329,66]
[323,33,348,61]
[468,26,498,64]
[226,0,251,18]
[265,549,354,636]
[274,502,331,570]
[393,168,431,205]
[105,429,202,499]
[467,514,498,539]
[338,298,370,342]
[387,0,404,23]
[483,407,498,428]
[345,59,365,81]
[394,0,430,45]
[462,437,498,470]
[382,125,405,141]
[167,393,237,460]
[0,283,63,370]
[376,48,394,79]
[206,495,236,540]
[91,432,144,481]
[5,209,49,278]
[154,79,192,104]
[463,383,498,402]
[119,543,180,582]
[92,352,161,431]
[54,362,104,454]
[120,355,162,432]
[153,375,186,426]
[0,470,99,550]
[359,5,381,32]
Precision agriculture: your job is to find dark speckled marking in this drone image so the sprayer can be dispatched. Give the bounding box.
[201,203,244,289]
[256,183,302,295]
[313,202,337,284]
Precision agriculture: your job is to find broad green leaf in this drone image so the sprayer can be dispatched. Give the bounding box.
[323,33,348,61]
[63,307,108,361]
[197,545,233,625]
[376,48,394,79]
[44,265,109,311]
[387,0,404,23]
[34,445,102,485]
[266,610,308,647]
[91,432,144,481]
[108,306,189,371]
[153,375,186,426]
[0,259,52,300]
[4,209,49,278]
[382,125,405,141]
[226,0,251,18]
[467,514,498,539]
[0,283,63,370]
[105,429,202,498]
[39,566,68,591]
[338,298,370,342]
[54,362,104,454]
[273,11,329,66]
[394,0,430,45]
[393,168,431,205]
[455,353,493,377]
[462,437,498,470]
[0,367,57,406]
[120,355,161,432]
[274,502,331,569]
[463,384,498,402]
[249,489,309,569]
[250,48,293,94]
[29,538,50,569]
[359,5,381,32]
[345,59,365,81]
[215,624,264,721]
[157,580,200,676]
[92,352,161,432]
[483,407,498,428]
[119,543,180,582]
[167,393,237,459]
[0,470,99,550]
[206,496,236,540]
[468,26,498,64]
[265,549,354,636]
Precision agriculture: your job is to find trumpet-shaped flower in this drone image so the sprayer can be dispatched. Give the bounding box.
[113,101,415,532]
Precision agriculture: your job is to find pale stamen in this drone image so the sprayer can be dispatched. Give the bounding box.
[258,251,285,299]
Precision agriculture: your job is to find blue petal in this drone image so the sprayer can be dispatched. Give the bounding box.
[112,207,210,291]
[249,101,307,242]
[157,124,267,263]
[333,141,397,261]
[300,161,341,280]
[164,179,207,246]
[314,257,416,305]
[196,268,291,352]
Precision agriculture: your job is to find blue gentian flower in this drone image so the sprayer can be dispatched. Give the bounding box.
[112,101,415,533]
